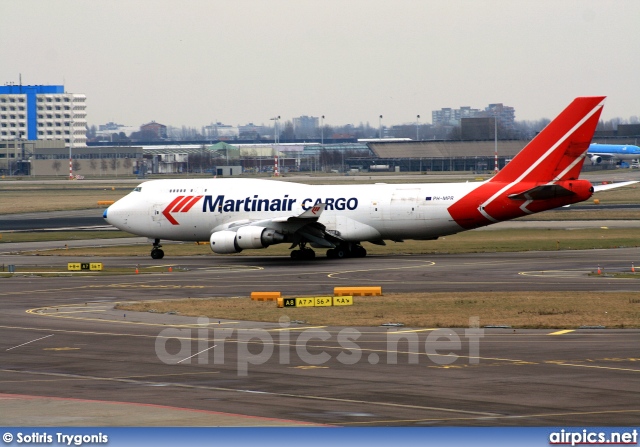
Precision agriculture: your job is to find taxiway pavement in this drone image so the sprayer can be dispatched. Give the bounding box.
[0,249,639,426]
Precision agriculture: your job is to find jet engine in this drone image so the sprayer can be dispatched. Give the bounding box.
[209,227,285,254]
[235,226,285,249]
[209,230,242,254]
[591,155,602,165]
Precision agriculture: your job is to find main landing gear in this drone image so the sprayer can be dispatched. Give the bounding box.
[290,242,316,260]
[151,238,165,259]
[326,243,367,259]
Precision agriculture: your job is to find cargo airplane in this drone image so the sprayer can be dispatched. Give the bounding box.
[104,96,636,260]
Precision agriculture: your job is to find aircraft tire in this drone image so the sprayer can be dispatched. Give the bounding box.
[353,246,367,257]
[326,248,336,258]
[151,248,164,260]
[290,250,300,259]
[303,249,316,259]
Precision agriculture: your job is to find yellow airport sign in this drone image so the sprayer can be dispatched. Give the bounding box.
[333,296,353,306]
[295,298,316,308]
[314,297,333,307]
[280,296,354,308]
[67,262,103,271]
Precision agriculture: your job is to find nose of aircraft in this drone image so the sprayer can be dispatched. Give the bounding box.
[103,199,127,230]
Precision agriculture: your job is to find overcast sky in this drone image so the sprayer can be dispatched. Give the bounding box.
[1,0,639,128]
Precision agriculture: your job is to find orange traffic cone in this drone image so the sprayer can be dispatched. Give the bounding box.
[168,266,173,272]
[135,268,139,274]
[597,265,601,275]
[632,263,636,273]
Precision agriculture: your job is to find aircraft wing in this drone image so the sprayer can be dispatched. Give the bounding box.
[213,203,339,249]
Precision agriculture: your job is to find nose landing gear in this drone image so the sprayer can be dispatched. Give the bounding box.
[151,238,164,259]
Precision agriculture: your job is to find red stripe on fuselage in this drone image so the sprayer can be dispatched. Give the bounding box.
[162,196,184,225]
[181,195,203,212]
[171,196,196,213]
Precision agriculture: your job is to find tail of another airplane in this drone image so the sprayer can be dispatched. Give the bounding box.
[491,96,605,184]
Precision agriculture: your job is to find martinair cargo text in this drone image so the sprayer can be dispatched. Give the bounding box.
[104,97,636,260]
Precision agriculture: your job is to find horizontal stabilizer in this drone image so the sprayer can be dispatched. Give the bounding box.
[593,180,639,192]
[508,184,575,201]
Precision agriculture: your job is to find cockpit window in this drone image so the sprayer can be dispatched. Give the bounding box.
[133,187,142,192]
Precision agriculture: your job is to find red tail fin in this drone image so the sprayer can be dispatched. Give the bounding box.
[448,97,604,229]
[491,96,605,184]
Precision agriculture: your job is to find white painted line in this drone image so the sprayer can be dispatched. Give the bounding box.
[176,345,217,364]
[6,334,54,351]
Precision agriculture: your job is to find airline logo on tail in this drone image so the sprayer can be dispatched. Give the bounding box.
[162,195,203,225]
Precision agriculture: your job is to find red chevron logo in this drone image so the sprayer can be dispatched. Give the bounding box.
[162,195,203,225]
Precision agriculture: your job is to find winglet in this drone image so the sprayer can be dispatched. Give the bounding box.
[297,203,326,219]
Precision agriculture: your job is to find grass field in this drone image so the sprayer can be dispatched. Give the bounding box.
[115,291,640,329]
[15,227,638,257]
[1,176,638,214]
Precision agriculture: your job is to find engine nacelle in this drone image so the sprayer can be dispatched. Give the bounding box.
[236,226,285,249]
[210,227,285,254]
[591,155,602,165]
[210,230,242,254]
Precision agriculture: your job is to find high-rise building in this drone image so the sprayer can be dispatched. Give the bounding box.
[292,115,319,139]
[0,84,87,147]
[432,103,515,130]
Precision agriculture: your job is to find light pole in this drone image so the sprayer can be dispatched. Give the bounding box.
[494,110,499,173]
[379,115,383,139]
[270,116,280,144]
[320,115,324,146]
[69,117,74,180]
[416,115,420,141]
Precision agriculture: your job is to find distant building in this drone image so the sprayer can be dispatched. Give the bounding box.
[238,123,269,140]
[204,122,239,140]
[0,84,87,147]
[139,121,167,139]
[292,115,319,139]
[432,103,515,131]
[432,107,481,126]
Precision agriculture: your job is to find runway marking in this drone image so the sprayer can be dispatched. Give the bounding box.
[45,309,107,314]
[327,261,436,278]
[0,323,533,366]
[545,361,640,373]
[25,306,241,328]
[176,345,217,364]
[0,371,221,384]
[548,329,575,335]
[270,326,327,332]
[291,366,329,370]
[6,334,53,351]
[3,323,637,373]
[519,270,589,278]
[390,328,439,333]
[0,368,500,418]
[196,265,264,272]
[43,347,80,351]
[338,409,640,425]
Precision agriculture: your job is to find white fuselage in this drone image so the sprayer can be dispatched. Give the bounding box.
[105,178,477,242]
